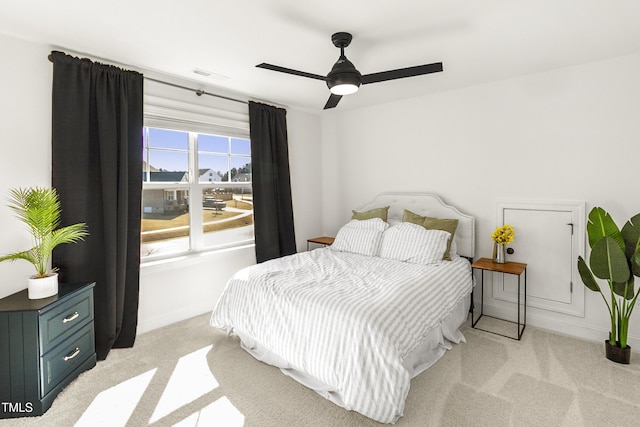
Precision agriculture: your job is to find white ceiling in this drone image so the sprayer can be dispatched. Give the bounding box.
[2,0,640,112]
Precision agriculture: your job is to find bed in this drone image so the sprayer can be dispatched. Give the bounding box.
[210,193,475,424]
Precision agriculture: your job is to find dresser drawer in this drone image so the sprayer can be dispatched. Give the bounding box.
[39,289,94,354]
[41,322,95,397]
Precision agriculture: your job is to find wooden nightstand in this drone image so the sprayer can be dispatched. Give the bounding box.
[471,258,527,340]
[306,236,335,251]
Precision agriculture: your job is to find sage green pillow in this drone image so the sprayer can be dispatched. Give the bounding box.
[352,206,390,222]
[422,217,459,261]
[403,209,426,225]
[402,210,458,260]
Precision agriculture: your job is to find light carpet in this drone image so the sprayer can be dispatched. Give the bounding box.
[2,313,640,427]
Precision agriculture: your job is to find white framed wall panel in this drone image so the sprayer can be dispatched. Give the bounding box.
[494,200,586,317]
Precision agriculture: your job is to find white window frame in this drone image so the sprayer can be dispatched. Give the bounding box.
[141,117,253,262]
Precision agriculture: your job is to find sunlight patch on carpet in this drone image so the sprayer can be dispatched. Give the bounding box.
[75,368,157,426]
[150,345,219,423]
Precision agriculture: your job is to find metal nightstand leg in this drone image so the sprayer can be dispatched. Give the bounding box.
[471,268,485,328]
[471,267,526,341]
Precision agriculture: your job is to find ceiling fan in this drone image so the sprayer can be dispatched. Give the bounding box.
[256,32,443,110]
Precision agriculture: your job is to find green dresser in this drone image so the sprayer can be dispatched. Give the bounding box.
[0,282,96,418]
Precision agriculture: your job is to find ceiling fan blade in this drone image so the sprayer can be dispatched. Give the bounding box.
[256,63,326,81]
[361,62,443,85]
[323,94,342,109]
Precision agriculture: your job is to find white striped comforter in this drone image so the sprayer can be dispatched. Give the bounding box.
[210,248,472,423]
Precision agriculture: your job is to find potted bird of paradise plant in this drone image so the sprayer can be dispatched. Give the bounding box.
[577,207,640,364]
[0,187,88,299]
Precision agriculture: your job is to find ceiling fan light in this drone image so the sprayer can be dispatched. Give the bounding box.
[326,72,361,95]
[330,83,359,95]
[326,55,362,96]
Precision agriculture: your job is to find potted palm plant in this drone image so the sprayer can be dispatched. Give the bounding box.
[577,207,640,364]
[0,187,88,299]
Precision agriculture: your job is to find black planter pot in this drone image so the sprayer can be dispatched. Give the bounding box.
[605,340,631,364]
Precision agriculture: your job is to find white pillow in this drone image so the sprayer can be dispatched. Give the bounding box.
[330,219,387,256]
[344,217,389,231]
[449,238,458,258]
[380,222,450,264]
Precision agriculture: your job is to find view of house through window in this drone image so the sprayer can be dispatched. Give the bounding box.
[141,127,253,259]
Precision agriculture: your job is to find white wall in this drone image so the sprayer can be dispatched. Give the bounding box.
[287,108,323,251]
[319,52,640,348]
[0,34,52,296]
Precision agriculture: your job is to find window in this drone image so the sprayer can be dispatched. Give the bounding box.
[141,126,253,260]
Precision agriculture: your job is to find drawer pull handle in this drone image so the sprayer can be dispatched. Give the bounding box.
[63,311,80,323]
[63,347,80,361]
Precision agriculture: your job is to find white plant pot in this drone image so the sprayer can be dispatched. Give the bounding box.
[28,273,59,299]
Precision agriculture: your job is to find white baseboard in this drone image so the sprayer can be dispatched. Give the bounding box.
[480,302,640,353]
[137,303,212,335]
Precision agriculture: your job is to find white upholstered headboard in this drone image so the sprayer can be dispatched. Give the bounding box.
[355,192,475,259]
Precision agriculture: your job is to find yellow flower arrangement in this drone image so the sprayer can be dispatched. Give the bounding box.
[491,224,515,245]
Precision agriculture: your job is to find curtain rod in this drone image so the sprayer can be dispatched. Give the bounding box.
[143,77,247,105]
[48,53,249,105]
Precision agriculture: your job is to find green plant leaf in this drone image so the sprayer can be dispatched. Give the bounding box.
[587,207,624,250]
[590,236,630,283]
[0,187,89,276]
[622,213,640,277]
[0,249,37,266]
[578,256,601,292]
[49,223,88,249]
[613,276,635,300]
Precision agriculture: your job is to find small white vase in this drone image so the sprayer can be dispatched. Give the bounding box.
[28,273,59,299]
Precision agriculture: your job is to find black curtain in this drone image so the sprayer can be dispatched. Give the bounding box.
[248,101,296,262]
[50,51,143,360]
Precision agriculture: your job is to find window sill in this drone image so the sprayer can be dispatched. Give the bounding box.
[140,243,255,273]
